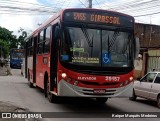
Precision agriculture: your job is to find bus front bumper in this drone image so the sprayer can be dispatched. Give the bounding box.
[58,80,133,98]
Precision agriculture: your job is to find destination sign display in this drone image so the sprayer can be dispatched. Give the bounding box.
[13,49,24,52]
[63,11,134,27]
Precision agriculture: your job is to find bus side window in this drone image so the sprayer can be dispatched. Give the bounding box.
[38,30,44,54]
[53,25,60,40]
[28,38,33,56]
[44,26,51,53]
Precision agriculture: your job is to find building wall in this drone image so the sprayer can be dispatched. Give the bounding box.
[135,23,160,75]
[135,23,160,48]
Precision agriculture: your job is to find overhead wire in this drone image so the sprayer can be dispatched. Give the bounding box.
[0,0,59,10]
[97,0,160,18]
[0,0,160,18]
[78,0,87,8]
[134,11,160,17]
[114,0,160,14]
[94,0,102,8]
[0,0,62,14]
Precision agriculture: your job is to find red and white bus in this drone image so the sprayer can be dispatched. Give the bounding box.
[25,8,139,103]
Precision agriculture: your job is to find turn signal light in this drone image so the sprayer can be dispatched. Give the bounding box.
[74,80,79,86]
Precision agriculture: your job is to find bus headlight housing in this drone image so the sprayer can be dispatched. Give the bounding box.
[61,73,67,78]
[129,76,133,81]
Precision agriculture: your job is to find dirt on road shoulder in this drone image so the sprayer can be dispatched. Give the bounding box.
[0,101,25,121]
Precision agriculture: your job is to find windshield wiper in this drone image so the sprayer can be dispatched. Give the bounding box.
[109,31,119,50]
[122,34,131,54]
[107,35,110,57]
[91,35,94,57]
[81,24,93,47]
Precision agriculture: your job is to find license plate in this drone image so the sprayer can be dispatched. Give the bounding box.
[94,89,106,94]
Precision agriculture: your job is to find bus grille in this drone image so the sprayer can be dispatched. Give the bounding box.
[83,93,114,96]
[79,81,119,86]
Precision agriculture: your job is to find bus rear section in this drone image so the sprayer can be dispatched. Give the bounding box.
[25,8,137,103]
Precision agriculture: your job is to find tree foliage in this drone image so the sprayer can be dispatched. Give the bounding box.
[18,31,27,49]
[0,26,27,57]
[0,26,18,58]
[0,39,9,58]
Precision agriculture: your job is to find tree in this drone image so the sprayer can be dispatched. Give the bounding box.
[18,30,27,49]
[0,39,9,58]
[0,26,18,58]
[0,26,28,57]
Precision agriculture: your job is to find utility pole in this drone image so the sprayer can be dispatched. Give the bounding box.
[88,0,92,8]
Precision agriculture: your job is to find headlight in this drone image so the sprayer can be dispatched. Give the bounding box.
[129,76,133,81]
[61,73,67,78]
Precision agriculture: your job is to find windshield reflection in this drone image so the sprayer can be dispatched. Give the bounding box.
[61,26,133,68]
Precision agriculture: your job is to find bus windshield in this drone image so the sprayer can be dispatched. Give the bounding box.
[11,51,24,60]
[61,25,133,68]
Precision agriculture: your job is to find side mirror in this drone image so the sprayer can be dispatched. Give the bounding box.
[134,37,140,59]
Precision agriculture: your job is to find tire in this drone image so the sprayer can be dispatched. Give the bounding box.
[28,72,33,88]
[157,95,160,109]
[44,77,48,98]
[44,74,59,103]
[96,98,108,103]
[47,82,60,103]
[47,80,59,103]
[129,89,137,101]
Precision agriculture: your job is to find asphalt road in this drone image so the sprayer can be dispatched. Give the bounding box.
[0,69,159,121]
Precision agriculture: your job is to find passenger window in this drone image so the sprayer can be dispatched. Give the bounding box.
[28,38,33,56]
[40,31,44,42]
[44,26,51,53]
[154,74,160,84]
[37,30,45,54]
[38,43,43,54]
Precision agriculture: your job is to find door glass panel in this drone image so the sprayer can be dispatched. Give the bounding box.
[141,73,157,83]
[154,73,160,84]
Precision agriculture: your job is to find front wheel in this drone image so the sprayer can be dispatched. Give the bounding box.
[157,95,160,109]
[96,98,108,103]
[28,72,33,88]
[47,81,59,103]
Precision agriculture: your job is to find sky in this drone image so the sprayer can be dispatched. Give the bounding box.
[0,0,160,37]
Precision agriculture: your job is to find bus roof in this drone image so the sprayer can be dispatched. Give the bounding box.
[25,8,134,41]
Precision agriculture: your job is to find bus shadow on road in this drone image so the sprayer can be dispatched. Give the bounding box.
[33,86,124,112]
[52,97,124,112]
